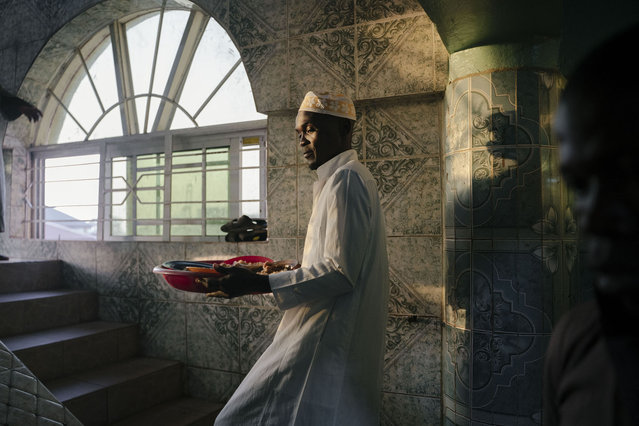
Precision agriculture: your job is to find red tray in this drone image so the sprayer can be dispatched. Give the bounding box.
[153,255,273,293]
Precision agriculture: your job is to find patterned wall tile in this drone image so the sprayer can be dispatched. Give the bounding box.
[289,28,356,106]
[239,307,282,373]
[444,247,471,329]
[98,296,140,324]
[96,242,139,298]
[267,167,297,238]
[139,300,187,363]
[445,79,471,154]
[267,111,298,167]
[57,241,97,290]
[471,147,542,239]
[228,0,286,47]
[185,241,240,262]
[187,366,243,403]
[196,0,229,28]
[356,0,425,24]
[384,316,440,396]
[138,242,186,301]
[380,158,441,236]
[241,41,288,112]
[444,153,471,238]
[367,157,441,235]
[358,16,443,99]
[186,304,240,372]
[443,324,471,408]
[288,0,354,36]
[387,236,441,317]
[362,98,440,160]
[470,251,549,334]
[381,393,440,426]
[470,331,546,421]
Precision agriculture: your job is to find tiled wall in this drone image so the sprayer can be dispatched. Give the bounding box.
[1,0,449,424]
[442,70,591,425]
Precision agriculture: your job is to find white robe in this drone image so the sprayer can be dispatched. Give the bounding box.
[215,149,389,426]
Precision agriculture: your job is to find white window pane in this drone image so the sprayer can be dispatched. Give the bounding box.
[196,65,266,126]
[66,71,103,133]
[126,13,159,95]
[57,112,87,143]
[242,168,260,200]
[44,155,100,240]
[90,105,123,140]
[179,18,240,115]
[170,105,196,130]
[135,97,149,133]
[241,201,260,218]
[87,38,119,108]
[152,10,189,95]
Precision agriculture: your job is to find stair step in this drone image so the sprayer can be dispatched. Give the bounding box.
[2,321,138,381]
[0,259,62,293]
[0,289,98,336]
[111,397,224,426]
[46,357,183,425]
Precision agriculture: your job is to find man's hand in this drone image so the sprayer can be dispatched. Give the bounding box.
[197,264,271,299]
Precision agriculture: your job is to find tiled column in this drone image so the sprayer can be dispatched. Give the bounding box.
[442,43,585,424]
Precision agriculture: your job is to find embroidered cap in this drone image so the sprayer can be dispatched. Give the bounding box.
[298,91,356,121]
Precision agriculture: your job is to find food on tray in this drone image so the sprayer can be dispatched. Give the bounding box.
[187,259,300,276]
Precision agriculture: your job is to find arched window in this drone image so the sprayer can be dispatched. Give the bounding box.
[28,2,267,241]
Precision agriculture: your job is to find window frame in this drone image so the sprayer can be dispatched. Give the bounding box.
[28,119,267,242]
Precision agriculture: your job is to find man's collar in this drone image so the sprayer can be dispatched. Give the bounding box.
[316,149,358,182]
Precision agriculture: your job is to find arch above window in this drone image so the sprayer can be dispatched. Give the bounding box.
[25,0,264,146]
[17,0,268,241]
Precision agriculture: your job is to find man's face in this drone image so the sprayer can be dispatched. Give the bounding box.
[556,101,639,293]
[295,111,343,170]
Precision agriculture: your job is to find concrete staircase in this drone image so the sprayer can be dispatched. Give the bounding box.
[0,259,223,425]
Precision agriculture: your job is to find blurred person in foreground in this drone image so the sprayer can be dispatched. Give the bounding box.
[543,23,639,426]
[202,91,389,425]
[0,85,42,261]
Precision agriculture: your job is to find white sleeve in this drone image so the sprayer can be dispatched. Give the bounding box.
[268,169,372,310]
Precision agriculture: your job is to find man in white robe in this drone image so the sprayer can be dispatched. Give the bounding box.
[208,91,389,425]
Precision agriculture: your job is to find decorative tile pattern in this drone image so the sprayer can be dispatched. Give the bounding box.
[361,99,440,159]
[186,304,240,372]
[96,242,139,298]
[228,0,287,47]
[267,111,298,167]
[356,0,425,23]
[137,242,185,301]
[139,300,187,362]
[267,167,297,238]
[240,41,288,112]
[239,307,282,373]
[288,0,354,36]
[384,315,440,396]
[387,236,441,317]
[289,28,356,106]
[57,241,97,290]
[357,16,444,99]
[443,68,568,424]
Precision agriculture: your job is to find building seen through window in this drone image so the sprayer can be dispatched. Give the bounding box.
[27,3,267,241]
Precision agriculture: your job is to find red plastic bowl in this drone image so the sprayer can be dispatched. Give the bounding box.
[153,255,273,293]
